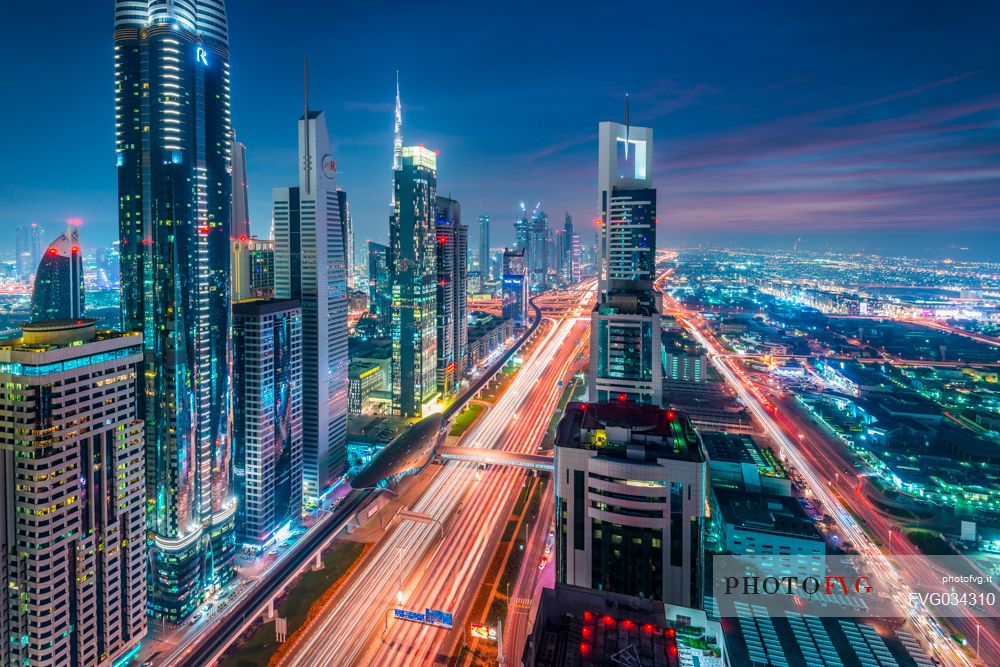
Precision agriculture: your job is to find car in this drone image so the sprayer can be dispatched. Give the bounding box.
[538,557,548,571]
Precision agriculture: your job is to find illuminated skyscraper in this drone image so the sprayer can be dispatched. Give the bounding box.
[367,241,392,337]
[589,111,662,405]
[15,223,45,281]
[29,225,84,323]
[478,214,491,279]
[502,248,527,324]
[337,189,354,289]
[391,146,439,417]
[0,320,146,666]
[232,300,303,549]
[435,196,468,398]
[114,0,236,620]
[273,104,350,503]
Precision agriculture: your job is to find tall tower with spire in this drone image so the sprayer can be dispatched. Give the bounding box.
[114,0,236,622]
[589,98,661,406]
[392,71,403,206]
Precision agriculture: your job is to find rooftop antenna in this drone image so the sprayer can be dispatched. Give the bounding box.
[624,92,631,159]
[303,60,311,195]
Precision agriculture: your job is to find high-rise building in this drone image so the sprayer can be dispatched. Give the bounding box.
[114,0,236,620]
[367,241,392,338]
[232,139,250,239]
[570,231,582,283]
[0,320,146,666]
[560,212,576,284]
[336,189,354,290]
[391,72,403,207]
[391,146,439,417]
[502,248,527,324]
[273,105,349,504]
[589,115,662,406]
[232,237,275,301]
[29,225,85,323]
[15,223,45,282]
[555,401,706,607]
[478,214,491,280]
[232,300,303,550]
[526,204,549,291]
[435,196,468,398]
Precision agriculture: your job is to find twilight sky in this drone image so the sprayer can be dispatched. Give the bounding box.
[1,1,998,259]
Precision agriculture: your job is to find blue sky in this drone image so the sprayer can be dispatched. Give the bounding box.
[1,1,998,258]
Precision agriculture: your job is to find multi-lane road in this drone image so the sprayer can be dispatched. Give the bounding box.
[277,282,596,666]
[658,280,984,667]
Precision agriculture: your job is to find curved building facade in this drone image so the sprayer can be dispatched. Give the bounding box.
[114,0,235,622]
[29,226,84,323]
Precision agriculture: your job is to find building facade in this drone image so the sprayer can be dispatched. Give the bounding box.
[0,320,146,666]
[555,401,707,608]
[232,237,275,301]
[434,196,468,398]
[589,120,662,406]
[478,214,491,280]
[231,139,250,239]
[273,108,349,504]
[367,241,392,338]
[114,0,236,620]
[232,300,303,550]
[30,225,85,323]
[502,248,528,324]
[391,146,439,417]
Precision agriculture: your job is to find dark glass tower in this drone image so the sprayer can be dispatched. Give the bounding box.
[29,225,85,323]
[114,0,236,622]
[391,146,439,417]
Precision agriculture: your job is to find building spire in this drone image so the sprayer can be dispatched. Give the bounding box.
[391,71,403,207]
[303,60,312,195]
[624,92,631,159]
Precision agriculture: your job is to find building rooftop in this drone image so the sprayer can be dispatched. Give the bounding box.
[524,584,680,667]
[556,401,704,463]
[702,432,788,479]
[714,487,823,542]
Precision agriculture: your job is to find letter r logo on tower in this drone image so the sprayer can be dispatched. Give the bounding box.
[196,47,208,66]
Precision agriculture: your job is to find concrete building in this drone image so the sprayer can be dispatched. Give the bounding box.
[555,402,707,607]
[662,330,708,383]
[391,146,440,417]
[349,361,387,414]
[434,196,468,398]
[712,487,825,565]
[232,300,303,551]
[701,432,791,496]
[0,320,146,666]
[590,116,662,406]
[467,311,514,370]
[273,107,350,503]
[232,237,275,302]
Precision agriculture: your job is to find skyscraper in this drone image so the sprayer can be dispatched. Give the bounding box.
[232,138,250,239]
[391,146,439,417]
[502,248,527,324]
[29,225,85,323]
[555,401,706,607]
[589,114,662,406]
[526,204,549,291]
[391,72,403,207]
[232,237,276,302]
[273,103,349,504]
[337,189,354,289]
[15,224,43,281]
[232,300,303,550]
[435,196,468,398]
[478,214,491,280]
[0,320,146,666]
[114,0,236,620]
[367,241,392,337]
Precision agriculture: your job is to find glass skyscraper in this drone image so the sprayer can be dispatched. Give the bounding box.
[391,146,439,417]
[589,120,662,406]
[435,196,468,398]
[29,225,85,323]
[273,109,349,504]
[114,0,236,621]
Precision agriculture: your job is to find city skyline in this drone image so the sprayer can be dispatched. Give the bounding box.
[2,1,999,260]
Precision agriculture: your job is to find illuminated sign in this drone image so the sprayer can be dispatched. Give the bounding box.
[393,607,453,629]
[321,154,337,179]
[196,47,208,66]
[470,624,498,641]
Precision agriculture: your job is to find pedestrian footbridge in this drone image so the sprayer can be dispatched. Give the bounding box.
[436,446,554,471]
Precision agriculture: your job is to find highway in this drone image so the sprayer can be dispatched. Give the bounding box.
[277,282,596,666]
[658,280,977,667]
[162,282,553,667]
